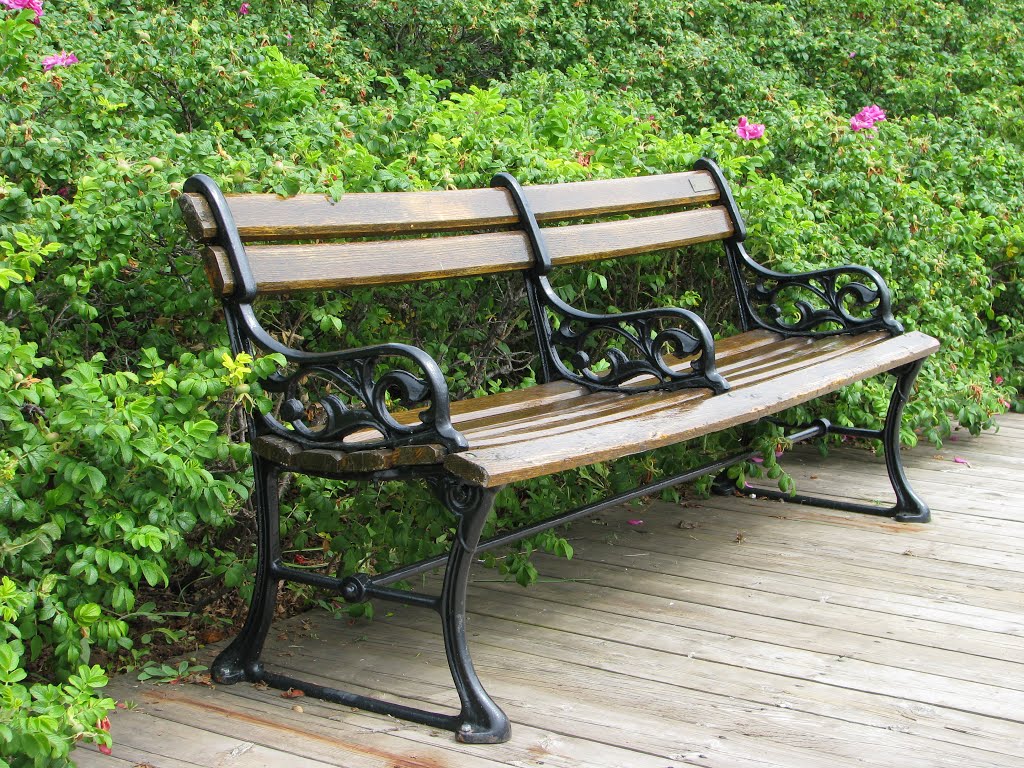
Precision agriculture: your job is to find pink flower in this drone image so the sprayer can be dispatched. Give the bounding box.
[627,519,644,526]
[850,105,887,132]
[238,2,250,14]
[995,375,1004,385]
[42,50,78,72]
[735,116,766,140]
[850,115,874,131]
[1,0,44,24]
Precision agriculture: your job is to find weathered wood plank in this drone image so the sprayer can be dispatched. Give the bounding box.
[203,206,732,295]
[144,681,687,768]
[518,544,1024,662]
[179,170,721,242]
[74,706,343,767]
[296,607,1024,767]
[605,502,1024,616]
[459,333,887,445]
[445,332,939,486]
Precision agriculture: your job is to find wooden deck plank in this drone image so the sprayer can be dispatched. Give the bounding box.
[570,513,1024,633]
[79,414,1024,766]
[279,609,1024,767]
[483,556,1024,676]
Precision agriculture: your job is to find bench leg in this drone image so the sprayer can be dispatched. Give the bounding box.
[435,480,512,743]
[715,361,930,522]
[211,456,281,684]
[880,360,930,522]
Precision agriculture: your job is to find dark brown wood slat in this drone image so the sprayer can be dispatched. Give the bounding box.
[179,171,721,243]
[460,333,889,448]
[524,171,721,222]
[252,434,444,474]
[453,334,841,440]
[213,230,531,296]
[443,332,940,486]
[203,247,234,297]
[205,207,734,296]
[543,206,733,266]
[445,332,805,434]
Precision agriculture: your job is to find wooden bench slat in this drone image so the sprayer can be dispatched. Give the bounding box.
[447,333,815,438]
[252,434,444,475]
[443,331,939,487]
[205,207,733,295]
[460,333,887,446]
[179,171,721,243]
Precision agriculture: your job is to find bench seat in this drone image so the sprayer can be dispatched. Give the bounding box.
[252,329,937,487]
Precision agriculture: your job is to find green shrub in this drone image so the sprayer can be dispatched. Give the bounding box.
[0,1,1021,761]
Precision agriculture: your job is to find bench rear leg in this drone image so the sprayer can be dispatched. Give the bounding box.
[211,455,281,684]
[435,480,512,743]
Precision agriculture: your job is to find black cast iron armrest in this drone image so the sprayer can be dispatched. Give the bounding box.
[546,303,730,394]
[728,242,904,338]
[237,303,466,452]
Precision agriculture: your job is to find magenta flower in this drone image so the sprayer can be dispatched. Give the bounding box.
[42,51,78,72]
[859,105,886,123]
[995,375,1004,385]
[850,115,874,132]
[238,2,250,14]
[735,116,766,140]
[627,519,644,526]
[1,0,44,24]
[850,105,887,132]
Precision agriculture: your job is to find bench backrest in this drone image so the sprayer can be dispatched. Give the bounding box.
[179,170,739,297]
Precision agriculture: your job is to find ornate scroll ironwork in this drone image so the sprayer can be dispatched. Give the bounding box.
[255,343,467,452]
[731,250,905,337]
[547,306,729,392]
[692,158,903,339]
[491,172,729,394]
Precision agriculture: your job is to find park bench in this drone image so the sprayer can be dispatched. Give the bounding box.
[179,159,938,743]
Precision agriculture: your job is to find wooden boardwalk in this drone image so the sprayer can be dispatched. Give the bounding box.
[76,415,1024,767]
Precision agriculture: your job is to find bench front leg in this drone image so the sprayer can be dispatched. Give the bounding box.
[880,359,931,522]
[211,455,281,683]
[433,477,512,743]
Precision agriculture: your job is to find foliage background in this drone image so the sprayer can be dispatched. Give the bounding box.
[1,0,1021,763]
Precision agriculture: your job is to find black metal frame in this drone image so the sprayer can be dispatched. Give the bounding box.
[184,159,930,744]
[713,361,930,523]
[492,172,729,394]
